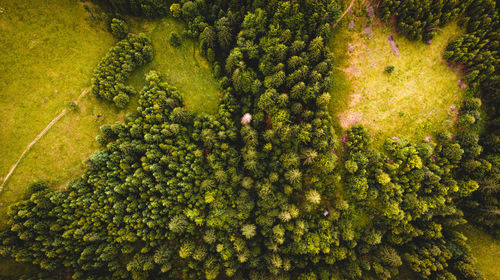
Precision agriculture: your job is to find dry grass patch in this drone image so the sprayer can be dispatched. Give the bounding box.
[329,9,465,145]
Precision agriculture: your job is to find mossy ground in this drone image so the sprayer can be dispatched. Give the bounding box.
[329,3,465,146]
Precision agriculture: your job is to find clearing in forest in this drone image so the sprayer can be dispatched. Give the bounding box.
[129,18,220,114]
[0,1,219,277]
[329,8,465,145]
[0,1,221,234]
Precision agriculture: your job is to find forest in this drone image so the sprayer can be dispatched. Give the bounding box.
[0,0,498,279]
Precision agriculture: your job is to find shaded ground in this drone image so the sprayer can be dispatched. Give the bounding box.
[459,225,500,279]
[329,2,465,145]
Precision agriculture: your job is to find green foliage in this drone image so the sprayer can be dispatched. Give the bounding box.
[169,32,181,47]
[2,0,498,279]
[384,65,394,74]
[66,101,78,111]
[379,0,500,237]
[170,3,181,18]
[91,33,153,108]
[110,18,129,39]
[379,0,471,41]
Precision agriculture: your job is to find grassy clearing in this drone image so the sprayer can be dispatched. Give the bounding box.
[0,0,117,227]
[329,5,465,145]
[459,225,500,279]
[129,17,220,114]
[0,1,220,233]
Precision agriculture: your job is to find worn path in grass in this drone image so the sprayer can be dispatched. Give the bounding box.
[0,88,89,191]
[329,3,465,145]
[0,1,220,235]
[0,0,117,230]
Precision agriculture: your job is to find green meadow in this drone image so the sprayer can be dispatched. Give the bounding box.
[0,0,219,230]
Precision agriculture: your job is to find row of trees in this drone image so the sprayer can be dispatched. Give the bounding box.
[91,33,153,108]
[91,0,171,18]
[379,0,472,41]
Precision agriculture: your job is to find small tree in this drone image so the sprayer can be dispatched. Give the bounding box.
[113,93,130,108]
[385,65,395,74]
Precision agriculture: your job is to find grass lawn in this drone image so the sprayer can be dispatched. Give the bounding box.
[129,17,220,114]
[0,0,118,228]
[459,224,500,279]
[329,4,465,145]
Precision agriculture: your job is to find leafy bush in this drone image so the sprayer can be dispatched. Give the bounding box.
[110,18,129,39]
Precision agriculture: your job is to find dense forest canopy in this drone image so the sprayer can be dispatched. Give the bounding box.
[0,0,498,279]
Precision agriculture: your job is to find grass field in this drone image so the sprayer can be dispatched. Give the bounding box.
[0,0,117,227]
[0,1,220,232]
[129,17,220,114]
[329,5,465,145]
[459,225,500,279]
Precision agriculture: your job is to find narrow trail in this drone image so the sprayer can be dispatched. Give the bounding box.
[0,88,89,192]
[333,0,356,29]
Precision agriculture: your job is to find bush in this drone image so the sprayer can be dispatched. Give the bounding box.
[385,65,395,74]
[110,18,129,39]
[170,3,181,18]
[458,114,476,128]
[113,93,130,108]
[66,101,78,111]
[170,32,181,47]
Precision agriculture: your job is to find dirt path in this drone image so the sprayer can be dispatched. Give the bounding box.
[333,0,356,29]
[0,88,89,192]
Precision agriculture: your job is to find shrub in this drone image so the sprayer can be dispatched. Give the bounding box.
[170,3,181,18]
[110,18,129,39]
[113,93,130,108]
[385,65,395,74]
[66,101,78,111]
[170,32,181,47]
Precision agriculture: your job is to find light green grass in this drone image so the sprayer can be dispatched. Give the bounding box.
[329,13,465,145]
[0,1,124,276]
[129,17,220,114]
[459,224,500,279]
[0,2,220,233]
[0,0,117,228]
